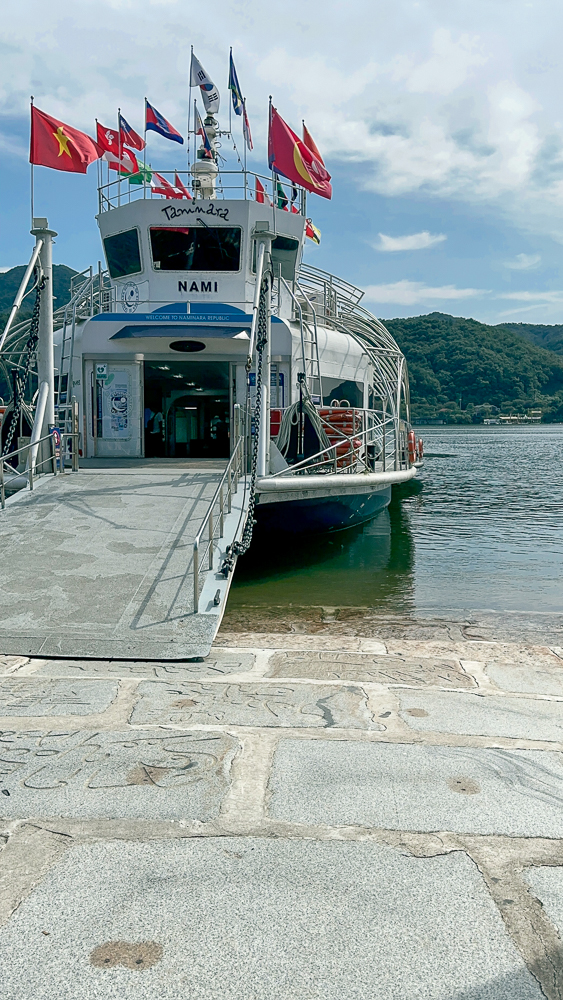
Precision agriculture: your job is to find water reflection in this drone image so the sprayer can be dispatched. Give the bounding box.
[230,483,416,612]
[229,426,563,617]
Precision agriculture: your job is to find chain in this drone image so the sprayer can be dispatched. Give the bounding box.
[1,271,45,458]
[220,270,270,574]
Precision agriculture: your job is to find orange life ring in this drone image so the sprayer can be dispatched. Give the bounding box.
[407,430,416,465]
[418,438,424,460]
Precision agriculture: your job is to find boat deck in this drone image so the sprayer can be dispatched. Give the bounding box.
[0,461,248,659]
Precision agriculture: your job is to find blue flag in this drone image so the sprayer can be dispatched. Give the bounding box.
[228,52,244,116]
[145,101,183,144]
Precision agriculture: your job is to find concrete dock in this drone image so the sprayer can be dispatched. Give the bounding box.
[1,612,563,998]
[0,460,248,659]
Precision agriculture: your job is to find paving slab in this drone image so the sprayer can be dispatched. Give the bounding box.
[0,729,237,820]
[24,649,256,680]
[397,690,563,741]
[0,839,544,1000]
[486,660,563,696]
[0,678,117,717]
[269,740,563,837]
[525,866,563,940]
[130,680,382,730]
[266,650,475,688]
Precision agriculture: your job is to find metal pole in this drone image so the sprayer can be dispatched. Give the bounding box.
[193,540,199,612]
[31,219,56,460]
[219,485,224,536]
[72,397,79,471]
[208,510,214,569]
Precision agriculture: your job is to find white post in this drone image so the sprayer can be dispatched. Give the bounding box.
[30,218,57,438]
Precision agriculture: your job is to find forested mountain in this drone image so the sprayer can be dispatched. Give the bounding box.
[497,322,563,356]
[0,264,76,327]
[384,312,563,423]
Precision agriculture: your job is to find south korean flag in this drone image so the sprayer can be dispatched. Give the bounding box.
[190,53,220,115]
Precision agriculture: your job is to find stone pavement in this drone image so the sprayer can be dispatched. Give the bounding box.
[1,623,563,997]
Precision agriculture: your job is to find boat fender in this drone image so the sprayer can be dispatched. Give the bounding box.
[418,438,424,460]
[407,430,416,465]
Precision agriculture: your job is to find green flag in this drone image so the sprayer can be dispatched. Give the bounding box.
[129,166,152,185]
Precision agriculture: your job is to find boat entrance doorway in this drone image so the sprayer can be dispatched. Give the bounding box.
[144,360,230,458]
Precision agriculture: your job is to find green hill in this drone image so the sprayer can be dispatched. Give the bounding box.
[383,312,563,423]
[0,264,76,328]
[496,322,563,355]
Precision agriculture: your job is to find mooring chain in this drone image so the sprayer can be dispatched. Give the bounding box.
[220,271,270,576]
[1,271,45,458]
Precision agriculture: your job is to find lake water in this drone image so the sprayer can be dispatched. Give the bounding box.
[228,425,563,617]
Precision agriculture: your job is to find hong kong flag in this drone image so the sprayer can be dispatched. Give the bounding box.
[96,122,138,173]
[30,106,101,173]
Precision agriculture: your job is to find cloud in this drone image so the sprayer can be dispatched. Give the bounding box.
[363,280,486,306]
[373,231,447,252]
[503,253,541,269]
[499,290,563,302]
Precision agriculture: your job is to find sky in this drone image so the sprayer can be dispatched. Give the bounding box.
[2,0,563,324]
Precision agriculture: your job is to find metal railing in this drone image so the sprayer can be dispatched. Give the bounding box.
[98,169,306,214]
[192,429,246,613]
[1,430,80,509]
[269,407,406,479]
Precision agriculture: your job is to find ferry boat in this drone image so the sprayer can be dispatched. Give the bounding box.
[3,99,421,539]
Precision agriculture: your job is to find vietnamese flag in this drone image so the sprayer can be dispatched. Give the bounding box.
[268,105,332,200]
[30,106,100,173]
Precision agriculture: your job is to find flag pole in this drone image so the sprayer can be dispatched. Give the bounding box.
[117,107,121,206]
[229,48,232,137]
[95,118,102,206]
[269,96,276,234]
[187,46,193,177]
[143,98,147,199]
[243,98,247,175]
[30,96,34,227]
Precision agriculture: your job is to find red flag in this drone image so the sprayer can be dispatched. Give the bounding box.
[152,172,183,198]
[302,123,324,165]
[255,176,271,205]
[96,122,138,174]
[119,113,145,151]
[96,122,119,154]
[174,173,193,200]
[30,106,100,173]
[268,105,332,200]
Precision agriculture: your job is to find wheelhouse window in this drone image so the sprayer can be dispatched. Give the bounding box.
[103,229,142,278]
[253,234,300,280]
[149,226,241,271]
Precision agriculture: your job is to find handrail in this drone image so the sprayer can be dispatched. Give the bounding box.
[192,431,245,612]
[1,429,80,509]
[280,277,307,377]
[0,241,43,353]
[295,278,323,401]
[269,410,398,479]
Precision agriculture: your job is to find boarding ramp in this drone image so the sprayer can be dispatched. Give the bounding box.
[0,441,249,660]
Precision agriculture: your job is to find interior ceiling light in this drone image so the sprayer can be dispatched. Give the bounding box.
[173,374,183,378]
[158,365,170,370]
[195,386,203,391]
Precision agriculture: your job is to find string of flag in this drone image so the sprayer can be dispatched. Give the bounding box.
[28,54,327,240]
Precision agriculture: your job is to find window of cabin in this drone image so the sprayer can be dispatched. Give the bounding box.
[252,235,300,281]
[149,226,241,271]
[103,229,142,278]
